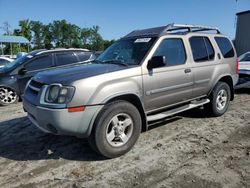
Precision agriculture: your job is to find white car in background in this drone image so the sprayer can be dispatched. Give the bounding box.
[0,57,14,68]
[236,52,250,89]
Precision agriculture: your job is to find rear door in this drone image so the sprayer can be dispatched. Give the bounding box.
[189,36,216,97]
[54,51,79,68]
[17,54,54,94]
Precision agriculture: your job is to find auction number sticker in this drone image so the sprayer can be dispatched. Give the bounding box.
[134,38,151,43]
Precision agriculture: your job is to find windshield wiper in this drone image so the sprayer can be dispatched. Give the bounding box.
[101,60,128,66]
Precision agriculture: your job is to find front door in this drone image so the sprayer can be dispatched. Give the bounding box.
[143,38,194,112]
[17,54,54,94]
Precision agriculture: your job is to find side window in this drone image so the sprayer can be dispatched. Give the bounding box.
[153,38,186,66]
[75,51,92,61]
[215,37,235,58]
[25,55,53,71]
[0,59,8,65]
[189,36,215,62]
[56,52,78,66]
[204,38,215,60]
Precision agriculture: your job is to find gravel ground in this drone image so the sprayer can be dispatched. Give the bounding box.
[0,89,250,188]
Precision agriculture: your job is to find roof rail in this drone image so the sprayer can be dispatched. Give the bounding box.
[162,23,221,34]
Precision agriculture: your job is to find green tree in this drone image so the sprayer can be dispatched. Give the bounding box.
[18,19,32,41]
[89,25,104,50]
[43,24,53,49]
[30,21,45,49]
[5,19,116,52]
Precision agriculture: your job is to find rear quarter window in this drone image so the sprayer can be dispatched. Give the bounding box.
[214,37,235,58]
[55,52,79,66]
[75,51,92,61]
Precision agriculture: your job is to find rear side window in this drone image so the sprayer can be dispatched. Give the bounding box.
[56,52,79,66]
[215,37,234,58]
[75,51,92,61]
[154,38,186,66]
[25,55,53,71]
[189,36,214,62]
[204,38,215,60]
[0,59,9,66]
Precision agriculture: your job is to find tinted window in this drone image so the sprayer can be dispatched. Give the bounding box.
[25,55,53,71]
[56,52,78,66]
[154,38,186,66]
[190,37,209,62]
[215,37,234,58]
[75,51,92,61]
[204,38,215,60]
[0,59,8,66]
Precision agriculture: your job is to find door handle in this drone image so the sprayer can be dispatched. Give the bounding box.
[184,69,191,73]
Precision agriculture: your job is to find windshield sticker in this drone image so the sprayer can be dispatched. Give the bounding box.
[134,38,151,43]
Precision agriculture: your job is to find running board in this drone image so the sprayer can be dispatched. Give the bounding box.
[147,99,210,122]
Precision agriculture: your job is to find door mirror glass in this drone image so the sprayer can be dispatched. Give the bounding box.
[147,56,165,69]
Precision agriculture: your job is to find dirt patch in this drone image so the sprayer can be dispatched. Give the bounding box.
[0,91,250,187]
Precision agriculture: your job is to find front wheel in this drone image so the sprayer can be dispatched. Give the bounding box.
[205,82,231,117]
[88,101,142,158]
[0,87,19,106]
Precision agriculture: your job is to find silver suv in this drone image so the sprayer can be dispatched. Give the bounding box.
[23,24,239,158]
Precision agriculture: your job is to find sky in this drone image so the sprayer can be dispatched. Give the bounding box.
[0,0,249,40]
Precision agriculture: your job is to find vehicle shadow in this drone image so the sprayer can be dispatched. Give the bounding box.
[235,88,250,94]
[0,107,212,162]
[179,107,212,119]
[0,116,105,161]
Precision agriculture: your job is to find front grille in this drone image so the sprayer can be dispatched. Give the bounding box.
[28,80,45,94]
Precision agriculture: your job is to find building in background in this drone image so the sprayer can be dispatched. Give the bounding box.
[235,10,250,56]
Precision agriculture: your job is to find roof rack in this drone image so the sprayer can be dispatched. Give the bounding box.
[162,23,221,34]
[123,23,221,39]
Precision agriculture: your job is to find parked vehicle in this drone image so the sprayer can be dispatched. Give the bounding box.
[235,52,250,89]
[0,57,13,68]
[0,49,95,105]
[23,24,238,158]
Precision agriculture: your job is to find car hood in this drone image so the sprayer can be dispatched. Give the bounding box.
[33,63,127,85]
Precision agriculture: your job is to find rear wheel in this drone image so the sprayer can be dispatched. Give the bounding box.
[0,87,19,106]
[205,82,231,117]
[88,101,142,158]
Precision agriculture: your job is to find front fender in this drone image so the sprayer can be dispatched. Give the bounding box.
[68,67,143,107]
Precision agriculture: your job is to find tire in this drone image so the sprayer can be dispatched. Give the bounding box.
[205,82,231,117]
[0,87,19,106]
[88,101,142,158]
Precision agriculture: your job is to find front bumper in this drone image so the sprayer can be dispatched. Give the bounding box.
[23,99,103,138]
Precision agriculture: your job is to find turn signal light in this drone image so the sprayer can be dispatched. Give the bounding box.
[68,106,85,113]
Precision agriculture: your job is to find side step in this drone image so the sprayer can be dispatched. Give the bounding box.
[147,99,210,122]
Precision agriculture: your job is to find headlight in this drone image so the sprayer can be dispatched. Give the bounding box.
[45,84,75,104]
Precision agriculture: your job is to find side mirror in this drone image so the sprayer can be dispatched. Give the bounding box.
[18,68,27,75]
[147,56,166,70]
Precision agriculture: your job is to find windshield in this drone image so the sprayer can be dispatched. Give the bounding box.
[96,37,156,66]
[4,54,32,70]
